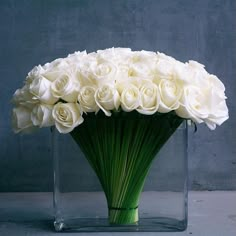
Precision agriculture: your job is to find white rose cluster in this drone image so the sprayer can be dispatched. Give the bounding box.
[12,48,229,133]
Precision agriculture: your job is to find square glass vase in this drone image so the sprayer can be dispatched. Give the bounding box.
[52,115,188,232]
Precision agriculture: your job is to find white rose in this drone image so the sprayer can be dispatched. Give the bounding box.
[158,79,182,113]
[52,102,84,133]
[176,73,229,129]
[66,50,87,64]
[157,52,177,62]
[111,63,137,86]
[12,85,39,109]
[29,76,58,105]
[12,106,34,133]
[120,84,140,112]
[208,74,225,92]
[128,62,152,79]
[97,47,132,64]
[203,75,228,130]
[129,50,157,65]
[42,58,70,82]
[51,73,79,102]
[203,94,228,130]
[95,85,120,116]
[25,65,45,85]
[176,85,209,123]
[154,52,176,81]
[154,59,174,82]
[125,51,157,80]
[188,60,206,71]
[137,82,160,115]
[31,104,54,128]
[78,86,99,113]
[89,60,117,86]
[176,60,208,86]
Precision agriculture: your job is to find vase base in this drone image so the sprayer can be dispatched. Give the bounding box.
[54,217,187,232]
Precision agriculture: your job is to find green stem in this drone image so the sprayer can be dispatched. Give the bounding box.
[71,111,183,225]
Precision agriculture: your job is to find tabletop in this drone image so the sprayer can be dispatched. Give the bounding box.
[0,191,235,236]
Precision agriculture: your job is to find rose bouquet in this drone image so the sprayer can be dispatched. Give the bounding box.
[12,48,228,225]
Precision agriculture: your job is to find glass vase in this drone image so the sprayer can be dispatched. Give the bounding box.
[52,112,188,232]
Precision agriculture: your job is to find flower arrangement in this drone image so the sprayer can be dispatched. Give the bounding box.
[12,48,228,225]
[12,48,228,133]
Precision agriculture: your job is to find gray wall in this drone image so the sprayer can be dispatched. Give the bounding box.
[0,0,235,191]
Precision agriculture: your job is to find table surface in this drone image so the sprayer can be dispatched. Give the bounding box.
[0,191,235,236]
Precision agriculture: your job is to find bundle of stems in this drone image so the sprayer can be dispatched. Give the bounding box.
[71,111,183,224]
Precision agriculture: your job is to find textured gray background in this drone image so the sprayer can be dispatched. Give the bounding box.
[0,0,235,191]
